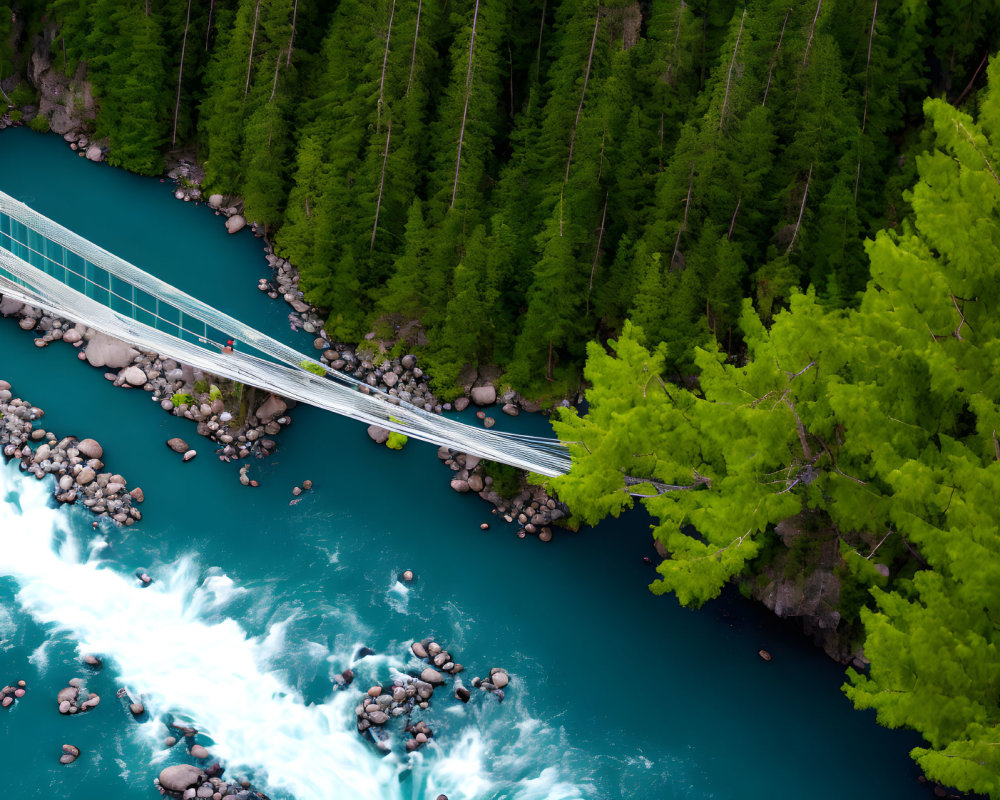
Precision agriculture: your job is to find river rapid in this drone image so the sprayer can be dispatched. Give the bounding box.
[0,128,928,799]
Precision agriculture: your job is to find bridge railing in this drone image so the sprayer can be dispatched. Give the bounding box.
[0,190,573,476]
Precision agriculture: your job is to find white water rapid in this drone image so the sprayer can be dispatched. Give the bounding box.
[0,462,586,800]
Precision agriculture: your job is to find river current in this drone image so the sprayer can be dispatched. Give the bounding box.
[0,128,927,799]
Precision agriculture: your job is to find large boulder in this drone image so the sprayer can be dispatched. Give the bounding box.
[166,438,189,454]
[158,764,207,794]
[85,145,103,162]
[470,385,496,406]
[76,438,103,459]
[85,332,138,369]
[255,394,287,424]
[367,425,390,444]
[225,215,246,234]
[420,668,444,685]
[123,366,146,387]
[208,194,224,209]
[0,296,24,316]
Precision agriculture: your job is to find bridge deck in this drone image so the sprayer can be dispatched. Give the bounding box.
[0,191,571,477]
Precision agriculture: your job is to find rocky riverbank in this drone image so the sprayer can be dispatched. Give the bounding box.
[0,378,143,524]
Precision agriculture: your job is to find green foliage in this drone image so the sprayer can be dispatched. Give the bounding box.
[171,392,195,407]
[192,379,209,394]
[385,431,408,450]
[208,384,223,402]
[483,459,521,498]
[27,114,50,133]
[299,360,326,376]
[10,83,37,107]
[553,58,1000,795]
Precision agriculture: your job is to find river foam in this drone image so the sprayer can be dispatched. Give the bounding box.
[0,462,586,800]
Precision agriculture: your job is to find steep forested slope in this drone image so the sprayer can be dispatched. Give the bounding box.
[7,0,996,399]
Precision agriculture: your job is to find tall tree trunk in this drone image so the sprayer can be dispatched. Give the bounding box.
[586,191,609,312]
[856,0,878,201]
[658,112,664,170]
[762,8,789,107]
[786,163,813,254]
[727,194,741,240]
[803,0,822,66]
[666,0,684,82]
[508,46,514,119]
[145,0,150,17]
[719,7,746,129]
[244,0,262,101]
[671,161,694,269]
[205,0,215,51]
[171,0,193,147]
[861,0,878,133]
[269,51,281,103]
[377,0,397,133]
[450,0,482,209]
[286,0,299,67]
[535,0,547,82]
[546,340,554,382]
[564,6,601,185]
[371,121,391,249]
[407,0,423,94]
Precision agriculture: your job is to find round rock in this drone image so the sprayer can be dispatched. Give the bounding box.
[420,668,444,685]
[190,744,209,759]
[76,438,103,459]
[123,366,146,386]
[158,764,208,793]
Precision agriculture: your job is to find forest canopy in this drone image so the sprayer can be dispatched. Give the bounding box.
[11,0,997,400]
[550,57,1000,798]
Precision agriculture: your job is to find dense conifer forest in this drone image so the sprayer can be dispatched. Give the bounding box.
[4,0,1000,794]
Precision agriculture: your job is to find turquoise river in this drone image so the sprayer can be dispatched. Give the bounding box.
[0,128,928,799]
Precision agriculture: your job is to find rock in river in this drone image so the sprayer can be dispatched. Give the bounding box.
[158,764,207,793]
[367,425,390,445]
[420,668,444,685]
[166,437,189,454]
[76,438,104,459]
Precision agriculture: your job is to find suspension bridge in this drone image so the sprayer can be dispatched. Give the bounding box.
[0,190,571,476]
